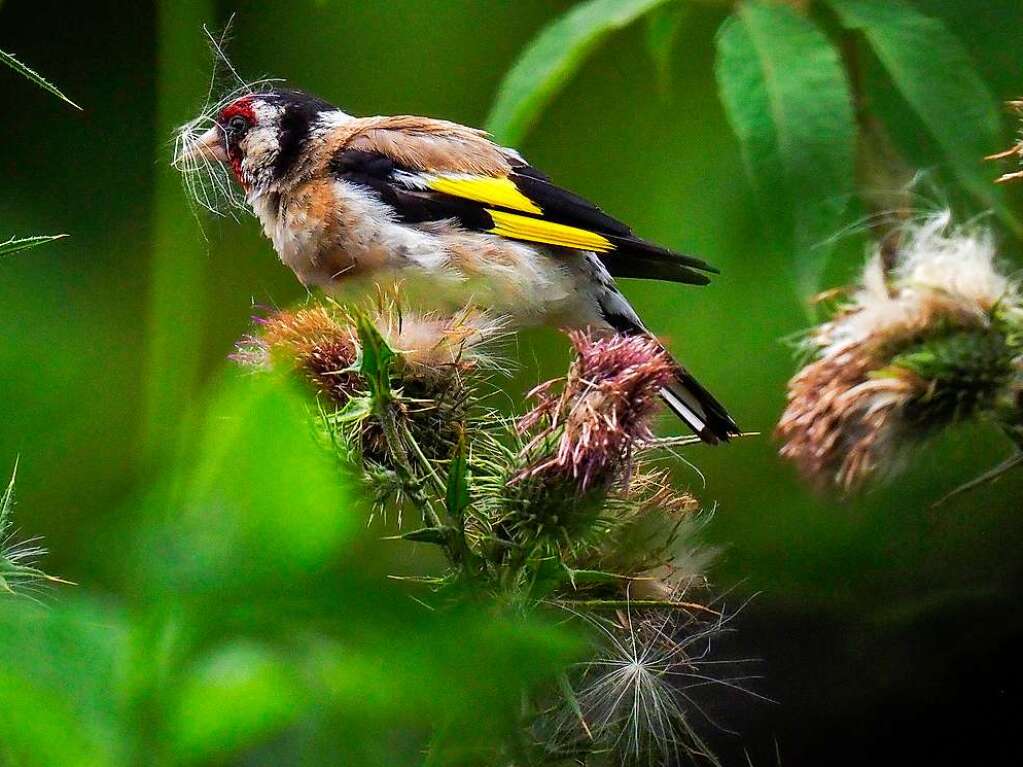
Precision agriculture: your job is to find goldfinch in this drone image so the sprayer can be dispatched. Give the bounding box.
[176,89,739,443]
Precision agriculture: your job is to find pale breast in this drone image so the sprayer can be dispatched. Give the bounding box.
[251,177,593,323]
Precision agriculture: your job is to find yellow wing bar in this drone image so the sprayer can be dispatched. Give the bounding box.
[428,175,543,215]
[486,209,614,252]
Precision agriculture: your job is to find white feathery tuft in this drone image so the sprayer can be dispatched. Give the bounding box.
[822,211,1012,356]
[170,22,282,223]
[546,592,764,766]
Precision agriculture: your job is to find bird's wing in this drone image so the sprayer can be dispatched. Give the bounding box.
[334,118,717,284]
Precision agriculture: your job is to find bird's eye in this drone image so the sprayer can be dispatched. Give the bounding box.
[226,115,251,136]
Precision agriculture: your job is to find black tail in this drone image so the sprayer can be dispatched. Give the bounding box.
[591,245,737,443]
[601,236,719,286]
[659,366,741,444]
[596,293,739,444]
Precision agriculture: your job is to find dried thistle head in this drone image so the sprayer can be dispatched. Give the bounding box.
[370,303,509,380]
[778,212,1023,491]
[233,305,361,404]
[519,331,676,492]
[987,100,1023,184]
[234,298,509,517]
[233,300,505,406]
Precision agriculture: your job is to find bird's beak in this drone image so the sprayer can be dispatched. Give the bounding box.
[177,126,229,164]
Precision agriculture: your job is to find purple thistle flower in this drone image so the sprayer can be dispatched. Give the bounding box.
[519,331,676,491]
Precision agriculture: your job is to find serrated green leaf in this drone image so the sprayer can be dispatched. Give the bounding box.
[828,0,1020,237]
[644,2,687,95]
[354,313,396,404]
[0,49,81,110]
[486,0,672,144]
[0,234,68,257]
[0,459,15,532]
[445,434,470,521]
[716,2,855,296]
[0,459,63,599]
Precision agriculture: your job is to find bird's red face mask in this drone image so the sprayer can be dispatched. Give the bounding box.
[174,89,337,199]
[176,96,258,187]
[216,98,257,182]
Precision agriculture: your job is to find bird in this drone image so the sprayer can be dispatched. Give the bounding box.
[175,88,740,443]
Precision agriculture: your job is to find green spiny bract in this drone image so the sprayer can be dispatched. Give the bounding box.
[0,462,62,600]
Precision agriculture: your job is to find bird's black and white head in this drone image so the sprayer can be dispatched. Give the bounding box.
[174,88,342,214]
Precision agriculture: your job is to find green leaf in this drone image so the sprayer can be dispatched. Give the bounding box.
[486,0,672,144]
[563,567,634,589]
[334,395,373,424]
[644,2,687,94]
[355,313,396,404]
[0,234,68,257]
[0,458,15,532]
[0,600,129,766]
[716,2,855,296]
[0,49,81,110]
[141,373,355,598]
[445,434,470,521]
[389,526,456,545]
[170,641,306,763]
[828,0,1020,236]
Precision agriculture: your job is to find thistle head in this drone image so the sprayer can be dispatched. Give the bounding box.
[234,301,505,403]
[519,331,676,492]
[778,212,1023,491]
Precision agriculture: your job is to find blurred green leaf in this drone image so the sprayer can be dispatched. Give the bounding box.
[644,2,687,94]
[486,0,672,144]
[171,641,305,763]
[829,0,1021,236]
[716,1,855,296]
[0,600,128,767]
[142,373,355,597]
[312,607,581,760]
[0,234,68,257]
[0,49,81,110]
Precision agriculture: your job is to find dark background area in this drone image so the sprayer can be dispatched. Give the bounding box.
[2,1,1022,763]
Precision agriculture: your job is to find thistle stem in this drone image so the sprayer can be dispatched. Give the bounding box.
[377,405,444,531]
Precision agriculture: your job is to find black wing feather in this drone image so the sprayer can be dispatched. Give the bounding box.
[509,163,718,279]
[330,150,716,285]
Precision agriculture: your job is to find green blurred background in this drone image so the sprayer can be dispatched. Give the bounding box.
[2,0,1022,763]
